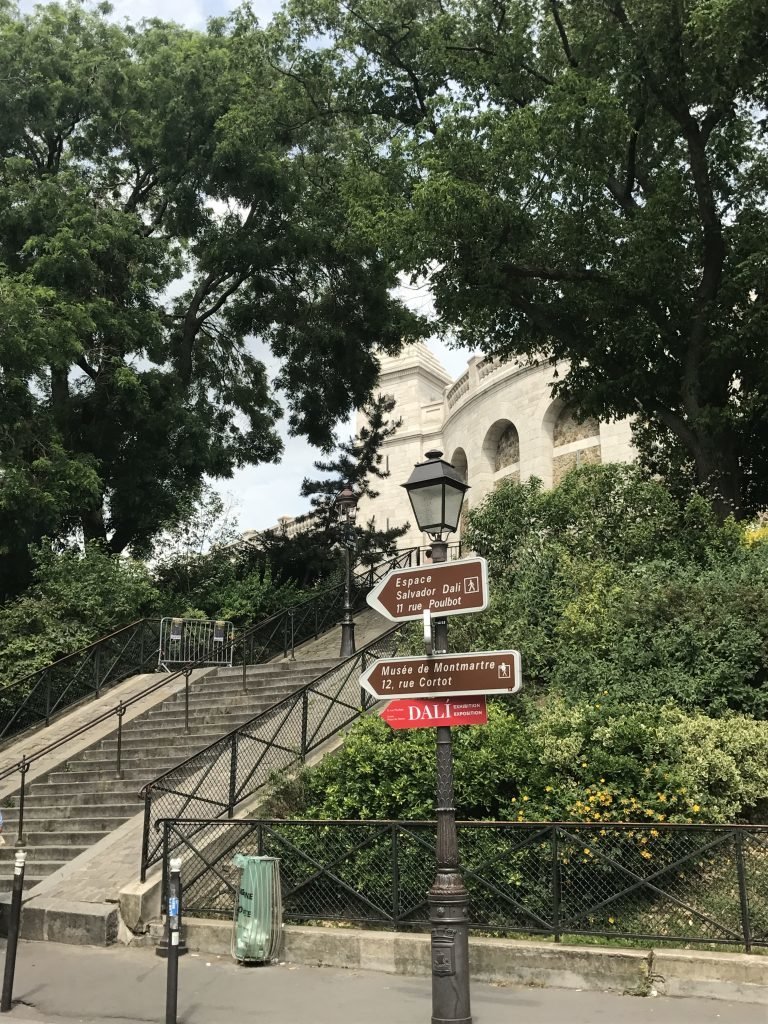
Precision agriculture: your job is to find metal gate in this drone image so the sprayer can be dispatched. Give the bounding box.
[158,617,235,671]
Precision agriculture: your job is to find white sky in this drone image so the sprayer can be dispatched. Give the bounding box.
[22,0,475,530]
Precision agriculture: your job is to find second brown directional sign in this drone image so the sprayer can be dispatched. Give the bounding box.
[366,556,489,621]
[360,650,522,700]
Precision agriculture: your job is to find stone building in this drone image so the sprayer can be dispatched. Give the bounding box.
[355,342,635,549]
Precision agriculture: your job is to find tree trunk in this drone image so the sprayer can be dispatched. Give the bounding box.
[691,435,743,522]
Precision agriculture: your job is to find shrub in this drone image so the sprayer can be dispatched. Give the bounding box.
[285,698,767,826]
[0,542,160,682]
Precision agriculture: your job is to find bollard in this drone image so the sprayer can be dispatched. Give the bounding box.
[1,850,27,1013]
[165,856,182,1024]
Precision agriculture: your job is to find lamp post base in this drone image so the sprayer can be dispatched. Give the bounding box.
[340,620,356,658]
[428,882,471,1024]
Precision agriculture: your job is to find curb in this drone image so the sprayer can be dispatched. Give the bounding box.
[176,920,767,1005]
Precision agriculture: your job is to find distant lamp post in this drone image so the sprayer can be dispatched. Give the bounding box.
[334,484,358,658]
[402,450,472,1024]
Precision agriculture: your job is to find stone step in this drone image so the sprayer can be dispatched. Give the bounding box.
[94,729,249,753]
[88,723,245,746]
[213,662,338,684]
[144,703,278,725]
[154,688,305,712]
[0,873,47,894]
[23,825,131,844]
[1,800,138,818]
[62,754,182,774]
[29,779,142,797]
[0,844,89,863]
[0,857,66,877]
[45,767,162,785]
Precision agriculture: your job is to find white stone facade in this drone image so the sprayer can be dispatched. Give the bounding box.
[356,343,635,548]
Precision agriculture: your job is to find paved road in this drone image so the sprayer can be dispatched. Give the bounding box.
[1,941,764,1024]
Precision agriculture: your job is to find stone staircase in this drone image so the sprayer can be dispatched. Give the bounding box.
[0,657,339,895]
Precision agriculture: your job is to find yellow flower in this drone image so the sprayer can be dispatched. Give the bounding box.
[522,795,529,802]
[640,850,652,860]
[608,916,615,924]
[545,786,553,792]
[692,803,700,813]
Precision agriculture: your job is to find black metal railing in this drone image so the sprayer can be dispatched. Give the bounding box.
[160,819,768,953]
[140,626,412,880]
[0,548,419,851]
[0,541,454,748]
[0,618,163,744]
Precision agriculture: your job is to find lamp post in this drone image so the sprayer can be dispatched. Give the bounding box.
[335,484,358,658]
[402,450,471,1024]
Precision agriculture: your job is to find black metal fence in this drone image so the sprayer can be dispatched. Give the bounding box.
[161,819,768,953]
[140,627,411,879]
[0,618,162,744]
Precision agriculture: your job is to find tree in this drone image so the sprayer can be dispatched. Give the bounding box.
[0,541,160,682]
[257,394,409,584]
[0,2,419,597]
[283,0,768,519]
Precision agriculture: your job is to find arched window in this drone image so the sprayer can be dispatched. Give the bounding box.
[450,447,468,482]
[495,423,520,471]
[552,404,601,485]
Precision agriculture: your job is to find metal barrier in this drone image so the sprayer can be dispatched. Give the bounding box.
[160,819,768,952]
[0,618,162,744]
[140,626,409,879]
[159,618,235,671]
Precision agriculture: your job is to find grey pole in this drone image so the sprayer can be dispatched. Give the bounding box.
[1,850,27,1013]
[165,856,182,1024]
[427,538,471,1024]
[339,539,356,657]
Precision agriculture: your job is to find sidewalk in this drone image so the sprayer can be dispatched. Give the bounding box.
[1,940,764,1024]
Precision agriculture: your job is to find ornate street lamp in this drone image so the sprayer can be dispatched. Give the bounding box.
[402,450,472,1024]
[334,484,358,658]
[402,449,470,564]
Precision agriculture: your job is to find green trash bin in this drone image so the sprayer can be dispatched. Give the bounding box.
[231,854,282,963]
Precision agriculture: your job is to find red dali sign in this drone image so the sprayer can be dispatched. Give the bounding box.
[365,557,489,622]
[380,697,488,730]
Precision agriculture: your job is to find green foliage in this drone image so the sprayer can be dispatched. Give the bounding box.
[274,464,767,830]
[464,464,741,573]
[0,2,420,596]
[255,394,410,587]
[452,465,767,718]
[151,488,305,624]
[288,699,767,826]
[284,0,768,519]
[0,542,160,682]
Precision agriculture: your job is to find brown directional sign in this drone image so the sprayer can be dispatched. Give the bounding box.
[366,557,489,621]
[360,650,522,700]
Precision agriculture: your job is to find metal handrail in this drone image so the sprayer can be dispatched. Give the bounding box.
[0,540,455,746]
[0,618,162,743]
[138,623,411,879]
[0,547,420,851]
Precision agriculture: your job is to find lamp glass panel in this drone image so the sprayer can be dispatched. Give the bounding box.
[408,482,446,532]
[443,486,465,532]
